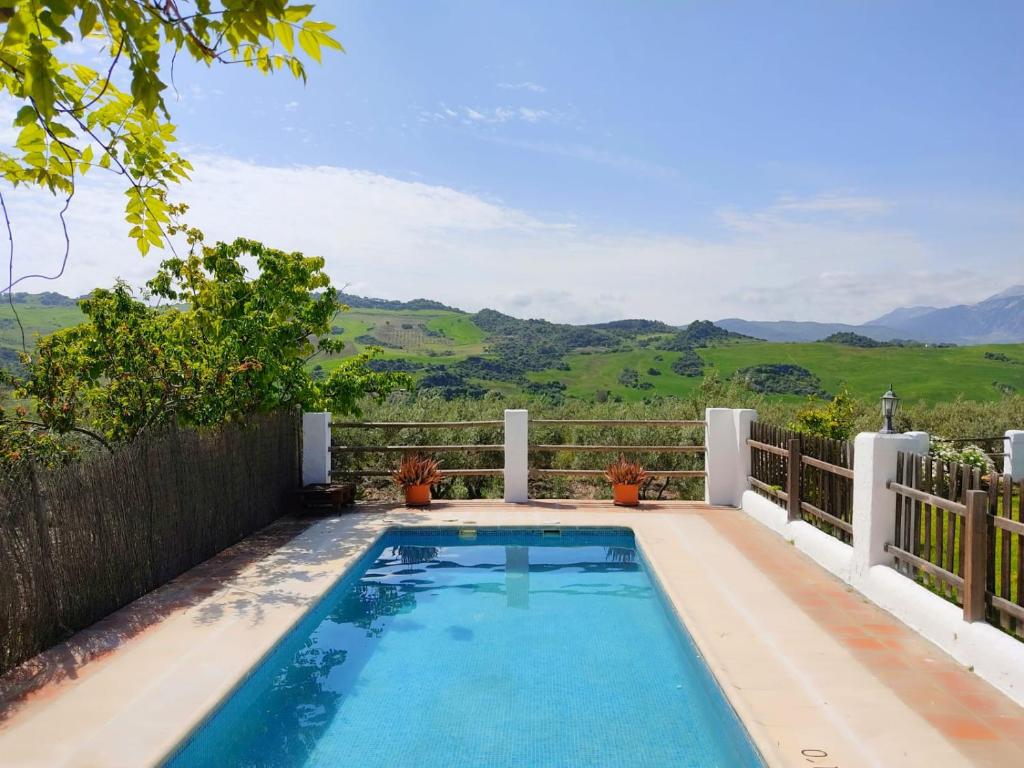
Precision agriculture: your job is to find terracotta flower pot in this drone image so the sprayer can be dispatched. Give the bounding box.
[612,483,639,507]
[404,483,431,507]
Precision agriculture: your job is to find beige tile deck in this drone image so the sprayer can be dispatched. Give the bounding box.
[2,501,1024,767]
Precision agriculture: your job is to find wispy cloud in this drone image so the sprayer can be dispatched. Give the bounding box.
[498,81,547,93]
[420,104,556,125]
[718,192,894,233]
[772,193,893,218]
[3,160,1019,325]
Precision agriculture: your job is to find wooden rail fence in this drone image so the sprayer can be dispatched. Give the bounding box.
[746,422,855,543]
[330,420,505,480]
[527,419,707,496]
[330,417,708,499]
[887,451,1024,639]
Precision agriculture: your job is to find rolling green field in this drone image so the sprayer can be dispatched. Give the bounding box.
[528,341,1024,404]
[5,297,1024,405]
[313,308,487,373]
[1,297,85,352]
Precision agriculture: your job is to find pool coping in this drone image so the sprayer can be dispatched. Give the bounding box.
[2,501,1023,767]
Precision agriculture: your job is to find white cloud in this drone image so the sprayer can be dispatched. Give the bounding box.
[498,81,547,93]
[772,193,892,218]
[422,104,557,126]
[2,159,1020,325]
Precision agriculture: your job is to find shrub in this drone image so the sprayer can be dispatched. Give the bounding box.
[789,389,857,440]
[929,439,994,474]
[618,368,640,388]
[734,364,827,397]
[670,350,703,377]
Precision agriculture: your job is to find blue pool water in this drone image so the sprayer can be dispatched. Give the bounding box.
[165,527,763,767]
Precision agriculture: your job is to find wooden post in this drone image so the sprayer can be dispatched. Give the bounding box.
[787,438,801,522]
[963,489,988,622]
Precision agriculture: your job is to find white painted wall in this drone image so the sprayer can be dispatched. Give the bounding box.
[503,409,529,503]
[1005,430,1024,481]
[738,424,1024,708]
[301,412,331,486]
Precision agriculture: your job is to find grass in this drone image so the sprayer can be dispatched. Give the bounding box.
[528,349,706,402]
[0,299,85,350]
[530,340,1024,404]
[702,341,1024,404]
[425,314,487,346]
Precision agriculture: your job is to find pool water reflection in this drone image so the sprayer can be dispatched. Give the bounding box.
[165,527,763,767]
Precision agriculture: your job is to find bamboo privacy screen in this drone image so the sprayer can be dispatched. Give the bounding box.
[0,410,300,676]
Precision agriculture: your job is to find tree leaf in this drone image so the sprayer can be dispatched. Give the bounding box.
[79,2,99,37]
[297,29,321,63]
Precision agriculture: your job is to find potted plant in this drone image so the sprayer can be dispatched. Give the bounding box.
[393,453,443,506]
[605,456,647,507]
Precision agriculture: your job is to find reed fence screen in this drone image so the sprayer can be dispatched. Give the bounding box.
[0,410,300,676]
[889,452,1024,641]
[747,422,855,544]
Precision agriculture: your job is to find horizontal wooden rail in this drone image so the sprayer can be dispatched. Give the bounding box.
[745,438,789,458]
[335,468,504,477]
[530,444,704,453]
[531,469,706,478]
[990,593,1024,623]
[885,543,965,590]
[748,476,788,502]
[799,500,853,534]
[530,419,705,427]
[331,444,503,453]
[332,420,503,429]
[886,481,966,515]
[992,515,1024,537]
[800,454,854,479]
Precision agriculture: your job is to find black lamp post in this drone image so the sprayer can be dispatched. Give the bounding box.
[880,385,899,434]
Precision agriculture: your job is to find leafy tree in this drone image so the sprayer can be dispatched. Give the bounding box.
[789,389,857,440]
[19,222,410,442]
[0,392,77,467]
[0,0,341,261]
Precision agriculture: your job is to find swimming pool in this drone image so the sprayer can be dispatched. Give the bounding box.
[164,527,763,767]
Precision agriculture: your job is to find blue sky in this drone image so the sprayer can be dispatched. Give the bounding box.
[8,1,1024,323]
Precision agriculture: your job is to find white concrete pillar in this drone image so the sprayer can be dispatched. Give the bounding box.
[705,408,755,507]
[302,412,332,486]
[733,408,757,501]
[504,409,529,503]
[851,430,929,579]
[1004,430,1024,481]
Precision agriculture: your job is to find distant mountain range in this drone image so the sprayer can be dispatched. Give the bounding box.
[8,285,1024,346]
[717,286,1024,345]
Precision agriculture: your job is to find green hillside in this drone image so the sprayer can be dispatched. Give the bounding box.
[1,295,85,374]
[5,294,1024,405]
[528,342,1024,403]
